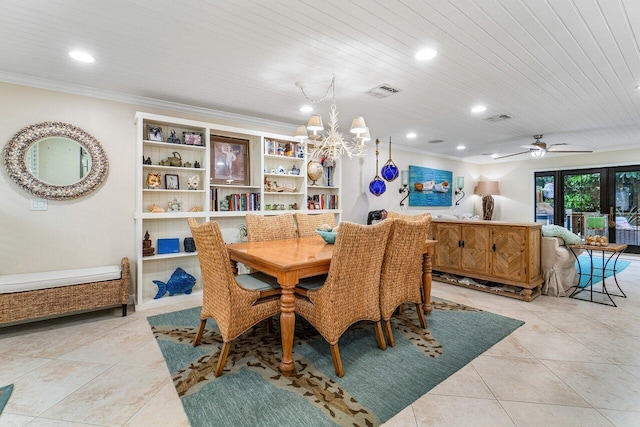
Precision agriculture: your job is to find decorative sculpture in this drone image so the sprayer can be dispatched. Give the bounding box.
[142,230,155,257]
[380,137,399,182]
[187,175,200,190]
[146,172,162,189]
[152,267,197,299]
[369,139,386,196]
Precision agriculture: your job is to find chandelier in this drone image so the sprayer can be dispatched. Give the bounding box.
[294,75,369,161]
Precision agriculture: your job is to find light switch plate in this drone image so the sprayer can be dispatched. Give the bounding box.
[30,199,47,211]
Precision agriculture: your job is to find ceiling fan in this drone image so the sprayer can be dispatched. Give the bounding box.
[494,134,594,159]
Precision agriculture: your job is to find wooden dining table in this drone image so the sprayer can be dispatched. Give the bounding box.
[226,236,437,376]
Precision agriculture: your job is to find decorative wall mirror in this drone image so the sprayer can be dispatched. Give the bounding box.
[3,122,109,200]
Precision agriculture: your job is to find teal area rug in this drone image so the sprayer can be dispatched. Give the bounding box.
[0,384,13,415]
[576,255,631,288]
[148,300,523,427]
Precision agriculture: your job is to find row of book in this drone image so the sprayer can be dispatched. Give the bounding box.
[308,194,338,210]
[264,138,304,158]
[212,189,260,211]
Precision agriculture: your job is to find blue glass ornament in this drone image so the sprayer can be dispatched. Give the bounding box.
[369,177,386,196]
[381,137,399,181]
[369,138,387,196]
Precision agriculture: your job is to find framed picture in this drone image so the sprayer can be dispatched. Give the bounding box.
[148,126,163,142]
[183,131,202,146]
[165,174,179,190]
[211,135,250,185]
[408,165,452,207]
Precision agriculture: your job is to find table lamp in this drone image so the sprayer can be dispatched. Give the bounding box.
[474,181,500,220]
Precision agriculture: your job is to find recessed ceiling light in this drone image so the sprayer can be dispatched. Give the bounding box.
[471,105,487,113]
[490,154,499,158]
[415,48,438,61]
[299,105,313,113]
[456,145,466,150]
[406,132,417,139]
[69,50,96,63]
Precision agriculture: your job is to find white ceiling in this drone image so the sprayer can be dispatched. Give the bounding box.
[1,0,639,163]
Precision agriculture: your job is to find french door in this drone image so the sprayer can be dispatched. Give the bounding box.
[535,166,640,254]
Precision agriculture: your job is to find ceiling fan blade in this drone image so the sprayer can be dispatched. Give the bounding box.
[520,144,539,149]
[494,150,530,159]
[547,144,593,153]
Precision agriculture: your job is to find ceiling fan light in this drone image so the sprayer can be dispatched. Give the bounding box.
[530,149,545,158]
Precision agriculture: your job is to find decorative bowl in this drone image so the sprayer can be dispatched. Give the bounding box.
[316,229,337,244]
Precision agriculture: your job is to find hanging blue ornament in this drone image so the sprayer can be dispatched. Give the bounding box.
[381,137,399,181]
[369,177,386,196]
[369,138,387,196]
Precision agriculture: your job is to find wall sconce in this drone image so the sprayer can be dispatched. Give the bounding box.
[454,176,465,205]
[399,170,409,206]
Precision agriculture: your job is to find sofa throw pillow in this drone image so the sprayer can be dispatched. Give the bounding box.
[541,224,581,244]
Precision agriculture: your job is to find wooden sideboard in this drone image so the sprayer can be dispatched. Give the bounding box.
[430,219,543,301]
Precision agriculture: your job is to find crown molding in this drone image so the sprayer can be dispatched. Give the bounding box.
[0,71,297,133]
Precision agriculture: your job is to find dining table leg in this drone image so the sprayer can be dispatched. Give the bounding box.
[277,272,298,376]
[422,245,434,315]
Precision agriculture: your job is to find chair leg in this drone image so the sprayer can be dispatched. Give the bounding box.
[330,343,345,378]
[374,321,387,350]
[266,316,273,333]
[415,302,427,329]
[193,319,206,347]
[214,342,231,377]
[384,319,395,347]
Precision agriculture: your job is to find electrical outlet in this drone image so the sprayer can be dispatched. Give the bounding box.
[30,199,47,211]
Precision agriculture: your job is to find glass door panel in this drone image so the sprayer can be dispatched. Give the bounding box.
[613,169,640,251]
[563,172,601,239]
[535,174,555,224]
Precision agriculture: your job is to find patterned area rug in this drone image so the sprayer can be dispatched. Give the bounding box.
[148,300,523,427]
[0,384,13,415]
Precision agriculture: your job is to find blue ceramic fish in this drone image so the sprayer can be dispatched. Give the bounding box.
[153,267,197,299]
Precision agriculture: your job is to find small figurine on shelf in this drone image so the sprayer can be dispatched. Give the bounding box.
[143,156,152,165]
[146,172,162,189]
[187,175,200,190]
[166,129,181,144]
[184,237,196,252]
[189,206,202,212]
[149,203,165,213]
[167,198,183,211]
[183,161,192,168]
[142,230,155,257]
[194,161,201,169]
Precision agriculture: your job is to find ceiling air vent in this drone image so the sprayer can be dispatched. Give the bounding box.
[368,84,400,98]
[484,114,513,122]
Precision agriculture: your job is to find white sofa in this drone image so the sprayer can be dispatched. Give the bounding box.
[541,237,581,296]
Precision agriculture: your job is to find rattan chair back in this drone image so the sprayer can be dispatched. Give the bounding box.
[245,213,297,242]
[188,218,280,342]
[379,217,430,345]
[295,212,336,237]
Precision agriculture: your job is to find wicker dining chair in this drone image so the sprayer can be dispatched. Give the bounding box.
[188,218,281,377]
[379,217,431,346]
[294,220,392,377]
[294,212,337,237]
[245,213,297,242]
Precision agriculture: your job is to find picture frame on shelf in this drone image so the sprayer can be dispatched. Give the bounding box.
[211,135,250,185]
[183,131,203,146]
[148,125,163,142]
[165,174,179,190]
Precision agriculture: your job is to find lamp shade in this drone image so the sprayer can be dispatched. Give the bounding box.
[360,128,371,141]
[350,116,367,134]
[474,181,500,196]
[307,114,324,131]
[456,176,464,190]
[294,125,308,140]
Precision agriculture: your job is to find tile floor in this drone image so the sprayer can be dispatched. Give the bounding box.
[1,258,639,426]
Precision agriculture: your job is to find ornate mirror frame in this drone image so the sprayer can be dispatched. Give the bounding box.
[3,122,109,200]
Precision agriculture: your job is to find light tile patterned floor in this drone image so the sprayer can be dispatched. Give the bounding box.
[1,260,639,426]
